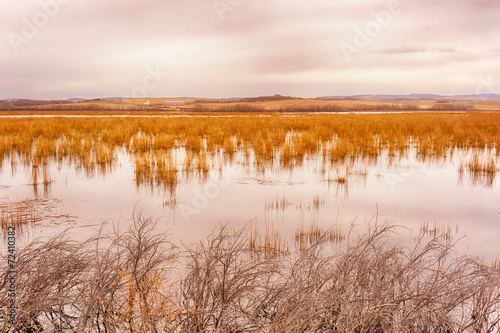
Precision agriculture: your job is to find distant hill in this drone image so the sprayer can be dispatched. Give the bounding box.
[319,94,500,101]
[194,94,297,103]
[4,93,500,105]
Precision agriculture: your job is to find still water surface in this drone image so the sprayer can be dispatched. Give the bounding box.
[0,120,499,262]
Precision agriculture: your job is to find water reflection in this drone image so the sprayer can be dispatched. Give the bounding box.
[0,115,499,261]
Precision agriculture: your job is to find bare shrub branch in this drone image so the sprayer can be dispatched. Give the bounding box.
[1,218,499,332]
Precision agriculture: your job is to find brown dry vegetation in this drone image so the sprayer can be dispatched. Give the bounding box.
[2,214,500,332]
[3,97,500,113]
[0,99,150,112]
[196,97,500,112]
[190,99,478,113]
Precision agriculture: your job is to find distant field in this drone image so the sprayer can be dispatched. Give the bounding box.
[1,97,499,113]
[193,99,467,112]
[121,98,197,105]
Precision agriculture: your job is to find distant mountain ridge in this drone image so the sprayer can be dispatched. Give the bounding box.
[319,94,500,101]
[3,93,500,103]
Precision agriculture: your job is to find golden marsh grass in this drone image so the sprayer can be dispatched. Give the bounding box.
[0,113,499,193]
[249,221,289,256]
[458,153,498,187]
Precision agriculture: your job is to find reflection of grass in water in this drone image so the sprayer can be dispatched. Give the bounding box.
[1,198,78,236]
[459,154,498,187]
[295,221,343,252]
[260,193,342,253]
[336,176,347,184]
[417,221,456,243]
[163,195,177,209]
[468,154,497,174]
[134,151,178,195]
[265,192,291,215]
[1,113,500,194]
[196,151,209,180]
[0,199,42,233]
[312,194,324,211]
[265,193,325,216]
[324,175,350,199]
[249,221,289,256]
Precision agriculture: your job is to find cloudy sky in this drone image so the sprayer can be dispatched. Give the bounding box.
[1,0,499,99]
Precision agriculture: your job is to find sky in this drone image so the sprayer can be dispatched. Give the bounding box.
[1,0,499,99]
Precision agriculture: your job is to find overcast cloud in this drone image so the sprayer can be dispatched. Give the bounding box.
[1,0,499,99]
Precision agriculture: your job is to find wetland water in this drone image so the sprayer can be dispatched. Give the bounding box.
[0,114,499,262]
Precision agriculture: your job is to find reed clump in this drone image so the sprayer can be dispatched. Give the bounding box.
[249,221,289,256]
[134,151,178,194]
[461,154,498,187]
[468,154,497,174]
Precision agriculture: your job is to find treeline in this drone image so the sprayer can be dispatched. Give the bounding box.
[1,213,500,332]
[194,94,297,104]
[430,103,475,111]
[0,99,72,110]
[0,99,477,112]
[0,102,151,112]
[30,104,148,111]
[191,102,476,113]
[238,94,298,103]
